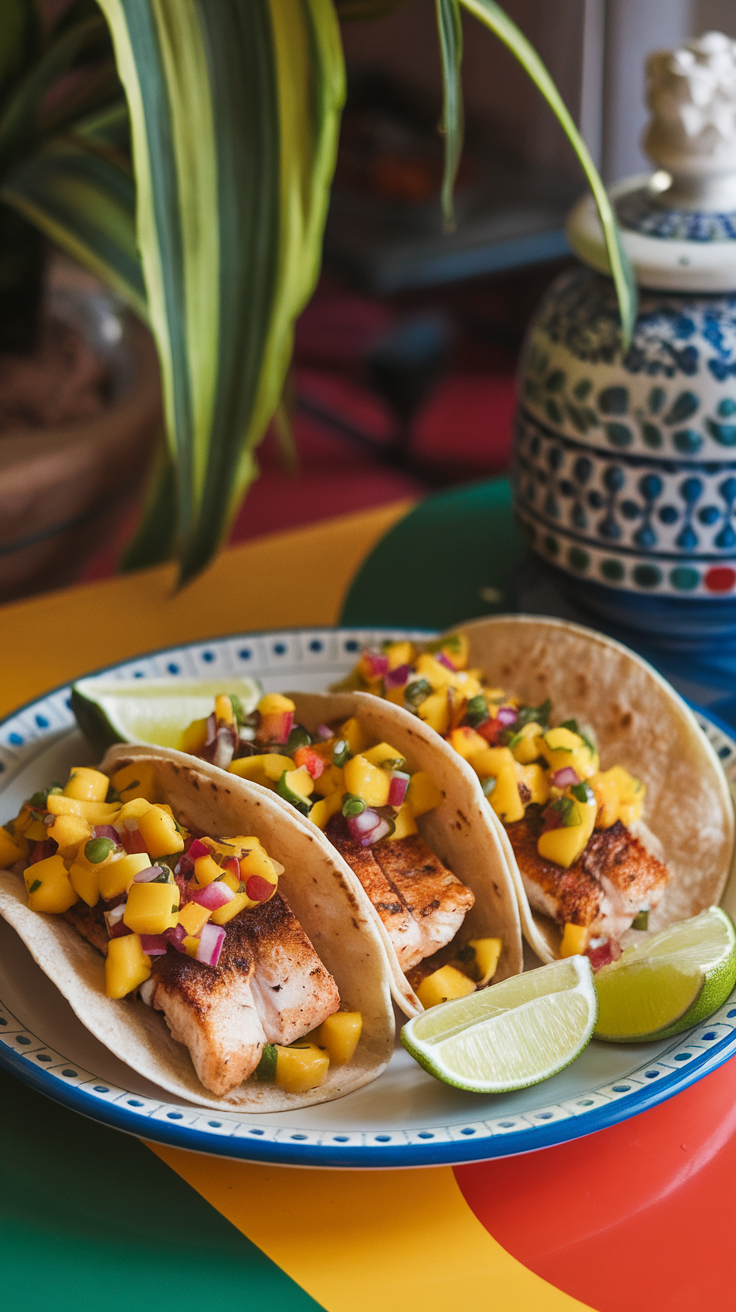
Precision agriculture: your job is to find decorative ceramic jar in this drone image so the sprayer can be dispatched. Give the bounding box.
[514,32,736,643]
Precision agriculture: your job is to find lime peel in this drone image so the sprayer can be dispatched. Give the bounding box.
[594,906,736,1043]
[71,676,262,754]
[402,955,597,1093]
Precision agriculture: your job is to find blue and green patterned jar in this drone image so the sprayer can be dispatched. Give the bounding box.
[513,34,736,643]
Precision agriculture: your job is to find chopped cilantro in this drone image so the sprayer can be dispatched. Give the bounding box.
[517,699,552,729]
[28,879,41,894]
[570,781,595,805]
[463,695,490,728]
[560,718,596,755]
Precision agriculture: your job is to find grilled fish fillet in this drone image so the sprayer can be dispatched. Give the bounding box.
[326,817,474,971]
[150,893,339,1095]
[505,815,669,942]
[65,891,339,1097]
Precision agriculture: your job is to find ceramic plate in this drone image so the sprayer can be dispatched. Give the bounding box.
[1,626,735,1169]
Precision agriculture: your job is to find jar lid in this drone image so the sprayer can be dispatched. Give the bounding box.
[568,33,736,292]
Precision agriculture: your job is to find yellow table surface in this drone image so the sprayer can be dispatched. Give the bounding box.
[0,501,591,1312]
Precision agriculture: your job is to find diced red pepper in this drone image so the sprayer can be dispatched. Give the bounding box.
[292,746,325,780]
[121,825,148,854]
[587,940,622,971]
[29,838,57,864]
[221,855,240,881]
[477,717,505,745]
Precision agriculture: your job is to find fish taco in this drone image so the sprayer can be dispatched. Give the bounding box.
[338,616,735,965]
[0,747,395,1110]
[177,688,524,1015]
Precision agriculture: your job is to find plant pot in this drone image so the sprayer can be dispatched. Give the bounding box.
[0,271,161,603]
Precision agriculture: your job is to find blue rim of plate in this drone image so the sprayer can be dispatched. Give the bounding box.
[0,625,735,1170]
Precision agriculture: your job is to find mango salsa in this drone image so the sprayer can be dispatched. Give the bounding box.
[24,854,78,913]
[63,767,109,802]
[316,1011,362,1065]
[105,934,151,999]
[416,964,476,1009]
[124,880,179,935]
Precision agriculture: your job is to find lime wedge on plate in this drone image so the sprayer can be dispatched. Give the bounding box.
[71,676,262,755]
[401,956,597,1092]
[594,906,736,1042]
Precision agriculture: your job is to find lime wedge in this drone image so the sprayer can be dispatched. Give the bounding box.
[401,956,597,1092]
[594,906,736,1042]
[71,676,262,754]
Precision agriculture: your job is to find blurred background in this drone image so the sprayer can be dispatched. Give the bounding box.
[38,0,736,583]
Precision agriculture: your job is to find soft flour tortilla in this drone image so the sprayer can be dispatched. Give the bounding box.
[451,615,735,962]
[0,747,395,1112]
[281,690,524,1016]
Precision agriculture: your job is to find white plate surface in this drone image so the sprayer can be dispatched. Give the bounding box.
[1,626,735,1168]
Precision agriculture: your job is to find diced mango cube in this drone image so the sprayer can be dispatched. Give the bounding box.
[24,819,49,843]
[590,766,644,829]
[68,858,100,907]
[257,693,295,716]
[311,764,343,798]
[343,754,390,807]
[468,937,502,985]
[24,854,78,914]
[210,890,249,924]
[124,880,179,935]
[405,770,443,817]
[136,805,184,858]
[194,854,223,887]
[384,641,415,670]
[414,652,462,691]
[215,694,234,725]
[46,795,120,825]
[178,716,208,755]
[339,717,369,756]
[385,802,418,840]
[46,812,93,859]
[560,922,590,957]
[537,799,597,868]
[509,721,545,764]
[0,825,25,868]
[105,934,151,999]
[110,761,159,804]
[449,726,489,759]
[98,852,152,900]
[315,1011,362,1065]
[469,746,525,823]
[63,767,110,802]
[274,1042,330,1093]
[516,762,549,806]
[178,900,211,937]
[228,753,292,788]
[239,846,278,885]
[309,790,343,830]
[362,741,404,768]
[416,964,475,1009]
[417,690,451,736]
[281,765,314,802]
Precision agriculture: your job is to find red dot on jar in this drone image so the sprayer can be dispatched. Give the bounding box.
[704,566,736,593]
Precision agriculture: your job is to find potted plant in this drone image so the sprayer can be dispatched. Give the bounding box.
[0,0,633,593]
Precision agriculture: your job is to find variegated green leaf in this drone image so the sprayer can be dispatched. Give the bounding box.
[96,0,345,582]
[1,129,145,317]
[435,0,463,228]
[459,0,636,345]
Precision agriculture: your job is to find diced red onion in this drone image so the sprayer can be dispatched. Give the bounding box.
[196,923,226,968]
[164,923,186,951]
[587,940,622,971]
[108,921,132,939]
[496,705,518,727]
[104,904,126,934]
[245,875,275,903]
[140,934,168,956]
[212,723,238,770]
[204,711,217,748]
[316,724,333,741]
[435,650,457,672]
[362,816,393,846]
[94,825,120,842]
[362,650,389,680]
[29,839,56,864]
[347,808,382,843]
[188,838,211,862]
[387,771,410,808]
[120,824,147,854]
[552,766,580,788]
[174,852,193,879]
[191,881,234,910]
[132,864,161,883]
[385,663,410,691]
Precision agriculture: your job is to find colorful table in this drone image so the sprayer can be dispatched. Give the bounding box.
[2,482,734,1312]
